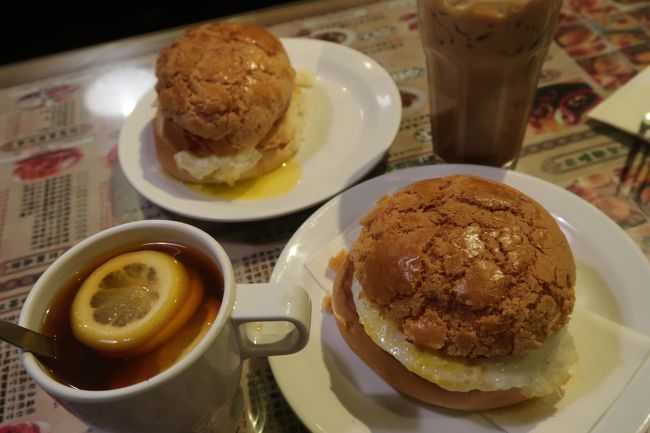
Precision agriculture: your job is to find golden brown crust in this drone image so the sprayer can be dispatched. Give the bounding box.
[331,256,528,410]
[349,175,576,359]
[155,23,295,152]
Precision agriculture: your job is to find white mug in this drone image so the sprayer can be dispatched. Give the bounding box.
[18,220,311,433]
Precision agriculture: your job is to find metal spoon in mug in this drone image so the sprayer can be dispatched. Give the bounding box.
[0,320,83,360]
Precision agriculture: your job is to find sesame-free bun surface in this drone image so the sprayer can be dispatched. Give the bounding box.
[349,175,576,359]
[331,255,527,410]
[155,23,295,153]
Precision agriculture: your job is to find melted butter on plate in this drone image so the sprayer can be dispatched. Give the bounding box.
[186,159,302,200]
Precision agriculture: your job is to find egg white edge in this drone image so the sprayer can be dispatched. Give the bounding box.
[351,276,578,397]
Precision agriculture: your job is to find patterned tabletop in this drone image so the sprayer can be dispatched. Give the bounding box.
[0,0,649,432]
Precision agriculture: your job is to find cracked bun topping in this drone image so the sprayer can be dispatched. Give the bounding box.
[349,175,576,359]
[155,23,295,153]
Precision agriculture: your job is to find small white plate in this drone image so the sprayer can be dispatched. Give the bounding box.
[269,164,650,433]
[118,38,401,222]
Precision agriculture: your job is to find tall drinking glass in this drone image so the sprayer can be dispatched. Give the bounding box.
[418,0,563,168]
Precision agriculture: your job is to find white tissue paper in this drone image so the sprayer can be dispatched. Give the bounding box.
[483,305,650,433]
[588,67,650,139]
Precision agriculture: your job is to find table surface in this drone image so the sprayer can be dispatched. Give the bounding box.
[0,0,649,432]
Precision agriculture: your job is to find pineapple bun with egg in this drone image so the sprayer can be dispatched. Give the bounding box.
[153,22,304,185]
[350,174,575,358]
[332,175,577,410]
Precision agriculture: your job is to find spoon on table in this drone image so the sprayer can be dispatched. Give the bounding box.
[0,320,84,360]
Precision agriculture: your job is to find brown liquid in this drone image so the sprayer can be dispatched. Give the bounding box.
[39,242,223,391]
[418,0,562,167]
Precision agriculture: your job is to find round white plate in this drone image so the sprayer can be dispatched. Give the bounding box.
[118,38,401,222]
[269,164,650,433]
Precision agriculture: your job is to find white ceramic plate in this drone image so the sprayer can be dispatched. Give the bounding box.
[269,164,650,433]
[118,38,401,222]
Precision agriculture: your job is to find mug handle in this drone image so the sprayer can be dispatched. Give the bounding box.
[230,283,311,359]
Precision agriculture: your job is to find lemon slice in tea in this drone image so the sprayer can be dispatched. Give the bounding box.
[129,267,205,357]
[70,250,190,355]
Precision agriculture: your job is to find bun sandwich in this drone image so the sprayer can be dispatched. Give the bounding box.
[154,23,303,185]
[331,175,577,410]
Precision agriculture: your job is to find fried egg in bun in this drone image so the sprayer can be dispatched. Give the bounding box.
[331,175,577,410]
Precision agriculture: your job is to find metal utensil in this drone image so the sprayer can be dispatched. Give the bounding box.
[0,320,79,360]
[617,112,650,197]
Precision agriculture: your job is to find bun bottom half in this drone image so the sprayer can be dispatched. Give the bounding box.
[331,257,528,411]
[153,113,299,184]
[152,87,303,185]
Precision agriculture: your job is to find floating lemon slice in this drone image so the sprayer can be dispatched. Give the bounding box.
[131,267,204,357]
[109,297,221,389]
[70,250,193,356]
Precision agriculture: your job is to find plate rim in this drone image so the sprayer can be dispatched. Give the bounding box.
[117,37,402,222]
[268,163,650,433]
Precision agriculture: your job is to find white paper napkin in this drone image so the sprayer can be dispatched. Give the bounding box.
[304,223,359,295]
[282,37,323,73]
[588,67,650,139]
[305,225,650,433]
[483,305,650,433]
